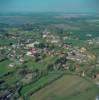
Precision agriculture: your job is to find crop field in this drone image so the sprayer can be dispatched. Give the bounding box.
[20,73,63,98]
[30,75,98,100]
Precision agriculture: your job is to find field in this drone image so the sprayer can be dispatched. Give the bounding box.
[20,73,63,99]
[30,75,98,100]
[0,60,15,75]
[25,56,58,70]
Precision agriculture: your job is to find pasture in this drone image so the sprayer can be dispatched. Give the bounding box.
[30,75,98,100]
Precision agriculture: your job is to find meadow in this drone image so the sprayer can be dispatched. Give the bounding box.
[30,75,98,100]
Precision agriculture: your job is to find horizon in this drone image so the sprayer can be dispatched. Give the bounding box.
[0,0,99,14]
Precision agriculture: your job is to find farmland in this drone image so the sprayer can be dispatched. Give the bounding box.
[21,73,63,99]
[30,75,98,100]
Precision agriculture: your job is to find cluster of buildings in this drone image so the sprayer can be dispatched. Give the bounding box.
[66,46,96,63]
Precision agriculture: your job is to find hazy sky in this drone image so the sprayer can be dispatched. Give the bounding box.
[0,0,99,13]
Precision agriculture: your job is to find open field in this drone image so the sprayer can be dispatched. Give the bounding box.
[20,73,63,98]
[0,60,15,75]
[26,56,58,70]
[30,75,98,100]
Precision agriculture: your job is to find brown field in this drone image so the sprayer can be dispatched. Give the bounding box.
[30,75,97,100]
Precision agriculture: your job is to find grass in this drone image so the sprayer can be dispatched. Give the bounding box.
[64,38,87,47]
[26,56,58,70]
[3,72,21,85]
[0,60,15,75]
[0,38,16,45]
[30,75,98,100]
[20,73,62,97]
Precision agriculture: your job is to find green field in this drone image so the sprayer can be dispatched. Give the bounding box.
[30,75,98,100]
[20,73,62,98]
[0,60,15,75]
[26,56,58,70]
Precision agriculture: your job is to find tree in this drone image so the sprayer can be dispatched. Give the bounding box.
[69,65,76,72]
[47,64,54,71]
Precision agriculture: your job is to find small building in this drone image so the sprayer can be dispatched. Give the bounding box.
[8,63,14,67]
[26,43,35,48]
[26,51,32,56]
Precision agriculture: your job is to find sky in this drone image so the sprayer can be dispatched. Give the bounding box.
[0,0,99,13]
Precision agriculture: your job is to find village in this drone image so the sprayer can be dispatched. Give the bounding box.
[0,26,99,100]
[1,12,99,100]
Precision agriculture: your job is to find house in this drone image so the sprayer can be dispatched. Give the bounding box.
[42,30,50,38]
[51,40,59,44]
[82,71,85,77]
[26,51,32,56]
[80,47,86,53]
[26,43,35,48]
[30,48,37,54]
[8,63,14,67]
[43,34,48,38]
[26,48,37,56]
[0,46,3,50]
[19,58,24,63]
[96,74,99,80]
